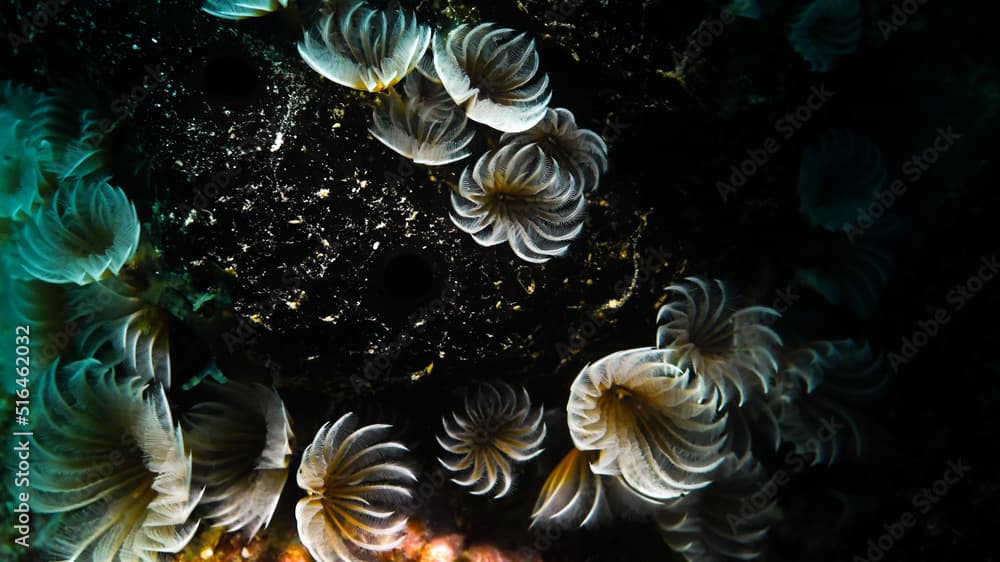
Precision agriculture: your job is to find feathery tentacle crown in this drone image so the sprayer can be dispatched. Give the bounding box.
[183,381,294,538]
[1,82,52,219]
[296,412,416,562]
[656,452,778,561]
[450,143,585,263]
[1,279,68,377]
[437,383,546,498]
[298,0,431,92]
[67,274,172,387]
[501,107,609,193]
[774,339,886,466]
[531,447,663,529]
[789,0,863,72]
[32,359,202,562]
[7,177,140,285]
[369,63,475,165]
[656,277,782,407]
[202,0,288,20]
[798,129,887,232]
[2,82,109,222]
[567,347,729,501]
[433,22,552,132]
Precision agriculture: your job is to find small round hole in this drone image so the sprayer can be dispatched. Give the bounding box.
[380,252,435,303]
[202,54,259,100]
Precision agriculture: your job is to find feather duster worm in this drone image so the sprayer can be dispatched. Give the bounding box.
[567,347,728,501]
[369,68,475,165]
[32,359,202,561]
[8,177,140,285]
[500,107,609,193]
[2,81,109,221]
[656,453,777,561]
[202,0,288,20]
[531,448,662,529]
[0,280,68,381]
[1,81,53,219]
[30,86,110,181]
[437,383,546,498]
[795,235,895,320]
[798,129,887,232]
[298,0,431,92]
[66,273,172,387]
[296,412,416,562]
[789,0,863,72]
[433,22,552,132]
[450,143,585,263]
[774,340,887,465]
[183,381,294,538]
[656,277,782,407]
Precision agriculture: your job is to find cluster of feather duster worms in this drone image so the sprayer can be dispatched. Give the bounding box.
[0,2,900,561]
[205,0,608,264]
[525,276,888,560]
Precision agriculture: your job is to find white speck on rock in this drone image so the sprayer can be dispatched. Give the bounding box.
[270,131,284,152]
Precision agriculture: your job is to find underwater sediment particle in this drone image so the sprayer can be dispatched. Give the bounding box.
[797,129,887,232]
[531,447,662,529]
[296,412,416,562]
[500,107,609,193]
[433,22,552,132]
[67,273,172,387]
[369,69,475,165]
[183,381,294,539]
[32,359,202,561]
[437,383,546,498]
[298,0,431,92]
[567,347,729,501]
[450,143,585,264]
[202,0,288,20]
[656,452,777,561]
[773,339,887,466]
[7,177,140,285]
[656,277,782,407]
[789,0,863,72]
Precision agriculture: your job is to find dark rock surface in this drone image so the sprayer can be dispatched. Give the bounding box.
[2,0,998,560]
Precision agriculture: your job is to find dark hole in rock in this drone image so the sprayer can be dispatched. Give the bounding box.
[379,251,436,304]
[202,53,259,100]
